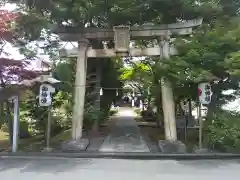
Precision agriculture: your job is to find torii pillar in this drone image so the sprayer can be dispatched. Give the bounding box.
[72,39,89,140]
[61,39,90,151]
[159,34,177,141]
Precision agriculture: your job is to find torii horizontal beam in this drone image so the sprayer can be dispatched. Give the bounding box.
[52,18,203,41]
[59,46,178,58]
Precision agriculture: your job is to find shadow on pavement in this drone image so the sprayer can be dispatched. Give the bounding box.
[0,158,92,173]
[177,159,240,170]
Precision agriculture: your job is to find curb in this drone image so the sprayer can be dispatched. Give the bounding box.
[1,152,240,160]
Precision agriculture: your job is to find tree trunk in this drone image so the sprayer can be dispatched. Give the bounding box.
[0,102,4,128]
[176,99,184,116]
[5,101,13,145]
[91,60,101,135]
[156,93,163,127]
[44,118,47,146]
[91,121,99,135]
[188,98,192,117]
[86,40,103,135]
[147,94,151,109]
[207,82,221,118]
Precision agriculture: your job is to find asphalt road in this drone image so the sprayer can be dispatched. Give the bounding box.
[0,157,240,180]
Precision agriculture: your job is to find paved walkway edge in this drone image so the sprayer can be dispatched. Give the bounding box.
[1,152,240,160]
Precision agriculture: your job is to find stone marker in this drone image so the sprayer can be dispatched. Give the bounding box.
[158,140,186,153]
[61,139,89,152]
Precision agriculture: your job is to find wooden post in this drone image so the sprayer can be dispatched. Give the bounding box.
[46,105,52,149]
[72,38,89,140]
[160,35,177,141]
[198,103,203,149]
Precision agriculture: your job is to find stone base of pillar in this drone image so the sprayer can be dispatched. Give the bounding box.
[158,140,186,153]
[42,147,54,152]
[193,148,209,153]
[61,138,89,152]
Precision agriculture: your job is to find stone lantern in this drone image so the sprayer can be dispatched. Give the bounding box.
[113,25,130,55]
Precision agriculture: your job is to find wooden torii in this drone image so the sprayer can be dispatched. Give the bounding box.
[53,19,202,150]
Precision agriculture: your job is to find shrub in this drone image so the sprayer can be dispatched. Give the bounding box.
[83,105,105,130]
[19,121,31,138]
[109,108,118,116]
[1,123,8,133]
[1,121,31,138]
[204,110,240,153]
[134,108,142,116]
[141,109,157,122]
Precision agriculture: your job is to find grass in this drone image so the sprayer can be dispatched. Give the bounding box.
[51,129,71,147]
[0,108,115,152]
[0,129,73,152]
[18,130,73,152]
[0,131,10,151]
[109,108,118,116]
[133,107,143,121]
[0,130,46,152]
[133,107,142,116]
[0,131,9,141]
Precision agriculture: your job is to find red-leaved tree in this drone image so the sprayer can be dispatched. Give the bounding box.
[0,9,45,143]
[0,9,42,87]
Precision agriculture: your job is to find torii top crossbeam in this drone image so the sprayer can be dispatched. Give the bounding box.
[52,19,203,41]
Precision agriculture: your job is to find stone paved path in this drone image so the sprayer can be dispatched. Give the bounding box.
[99,107,150,152]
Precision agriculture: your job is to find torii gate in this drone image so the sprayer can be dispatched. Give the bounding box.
[53,19,202,150]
